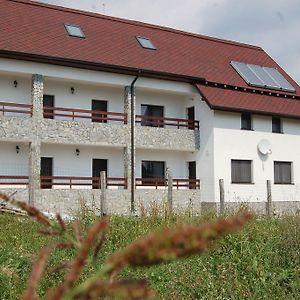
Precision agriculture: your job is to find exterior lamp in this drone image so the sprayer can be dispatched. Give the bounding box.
[71,87,75,94]
[16,145,20,154]
[14,80,18,88]
[75,148,80,156]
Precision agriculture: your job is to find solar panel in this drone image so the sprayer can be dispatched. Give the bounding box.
[231,61,295,92]
[231,61,264,86]
[136,36,156,50]
[65,24,85,38]
[263,67,295,92]
[248,64,280,89]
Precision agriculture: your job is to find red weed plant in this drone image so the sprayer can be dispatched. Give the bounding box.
[0,192,253,300]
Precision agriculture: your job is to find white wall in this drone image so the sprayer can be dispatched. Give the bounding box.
[41,143,124,178]
[213,111,300,202]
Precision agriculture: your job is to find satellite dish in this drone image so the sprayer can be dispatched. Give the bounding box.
[258,139,272,155]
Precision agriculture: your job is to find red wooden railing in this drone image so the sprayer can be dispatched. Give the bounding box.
[40,176,127,189]
[136,178,200,189]
[43,106,127,123]
[0,101,32,116]
[136,115,199,129]
[0,176,29,186]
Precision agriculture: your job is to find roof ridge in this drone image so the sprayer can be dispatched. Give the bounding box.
[8,0,263,51]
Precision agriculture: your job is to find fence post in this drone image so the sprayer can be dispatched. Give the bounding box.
[167,168,173,214]
[219,179,225,216]
[266,180,272,217]
[100,171,107,216]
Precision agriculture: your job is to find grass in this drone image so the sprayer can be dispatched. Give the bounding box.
[0,212,299,299]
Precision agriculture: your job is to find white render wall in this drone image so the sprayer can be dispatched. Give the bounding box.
[213,111,300,203]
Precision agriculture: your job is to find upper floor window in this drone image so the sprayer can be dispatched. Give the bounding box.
[274,161,292,184]
[64,24,85,39]
[241,113,252,130]
[272,117,282,133]
[92,100,107,123]
[231,159,252,184]
[43,95,54,119]
[141,104,164,127]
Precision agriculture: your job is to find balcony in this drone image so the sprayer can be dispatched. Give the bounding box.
[0,175,29,188]
[0,101,32,117]
[136,178,200,189]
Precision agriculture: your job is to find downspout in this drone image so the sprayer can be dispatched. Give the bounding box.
[130,70,141,214]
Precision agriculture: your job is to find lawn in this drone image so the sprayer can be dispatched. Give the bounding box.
[0,211,299,299]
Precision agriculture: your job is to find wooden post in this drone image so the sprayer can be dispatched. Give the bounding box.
[266,180,272,217]
[167,168,173,214]
[219,179,225,216]
[100,171,107,216]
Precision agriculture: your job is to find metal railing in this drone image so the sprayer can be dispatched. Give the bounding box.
[136,115,199,129]
[135,178,200,189]
[0,175,29,186]
[40,176,127,189]
[43,106,127,123]
[0,101,32,116]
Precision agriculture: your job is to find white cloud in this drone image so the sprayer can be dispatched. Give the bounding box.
[35,0,300,83]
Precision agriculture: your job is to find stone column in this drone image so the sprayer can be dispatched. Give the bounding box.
[28,140,41,205]
[31,74,44,120]
[28,74,44,205]
[124,86,136,212]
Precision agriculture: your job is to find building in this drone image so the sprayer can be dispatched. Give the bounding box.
[0,0,299,214]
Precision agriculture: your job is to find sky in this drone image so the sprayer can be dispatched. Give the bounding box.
[35,0,300,84]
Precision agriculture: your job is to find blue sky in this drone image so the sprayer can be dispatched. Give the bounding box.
[35,0,300,84]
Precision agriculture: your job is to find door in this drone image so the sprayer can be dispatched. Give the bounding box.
[188,161,196,189]
[187,106,195,130]
[41,157,53,189]
[92,159,108,189]
[43,95,54,119]
[92,100,108,123]
[141,104,164,127]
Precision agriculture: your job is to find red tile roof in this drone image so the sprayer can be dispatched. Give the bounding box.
[1,0,300,117]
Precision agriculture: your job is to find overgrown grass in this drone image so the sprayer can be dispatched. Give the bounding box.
[0,212,299,299]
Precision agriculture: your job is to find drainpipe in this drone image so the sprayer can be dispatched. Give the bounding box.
[130,70,141,214]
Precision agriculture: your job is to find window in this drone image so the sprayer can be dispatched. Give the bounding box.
[142,161,165,180]
[141,104,164,127]
[92,100,108,123]
[241,113,252,130]
[64,24,85,38]
[43,95,54,119]
[136,36,156,50]
[274,161,292,184]
[272,117,282,133]
[231,160,252,183]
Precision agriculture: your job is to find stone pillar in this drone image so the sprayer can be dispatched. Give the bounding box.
[28,140,41,205]
[31,74,44,120]
[124,86,136,212]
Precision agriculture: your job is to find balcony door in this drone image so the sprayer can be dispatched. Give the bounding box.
[188,161,196,189]
[187,106,195,130]
[41,157,53,189]
[92,100,107,123]
[43,95,54,119]
[92,159,108,189]
[141,104,164,127]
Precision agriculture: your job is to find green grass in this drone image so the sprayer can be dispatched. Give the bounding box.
[0,212,299,299]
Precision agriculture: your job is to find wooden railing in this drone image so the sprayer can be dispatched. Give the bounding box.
[136,178,200,189]
[43,106,127,123]
[0,101,32,116]
[136,115,199,129]
[0,176,29,186]
[40,176,127,189]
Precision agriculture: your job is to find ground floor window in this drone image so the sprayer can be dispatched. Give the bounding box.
[274,161,292,184]
[231,159,252,183]
[142,161,165,182]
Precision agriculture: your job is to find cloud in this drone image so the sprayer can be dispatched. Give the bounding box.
[35,0,300,84]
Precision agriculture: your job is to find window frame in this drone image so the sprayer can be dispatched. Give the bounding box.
[231,159,253,184]
[241,113,252,130]
[272,117,282,133]
[274,161,293,184]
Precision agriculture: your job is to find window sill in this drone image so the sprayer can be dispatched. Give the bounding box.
[274,182,294,185]
[272,131,284,134]
[231,182,254,185]
[241,128,254,131]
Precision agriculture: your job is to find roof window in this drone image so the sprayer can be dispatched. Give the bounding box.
[136,36,156,50]
[64,24,85,38]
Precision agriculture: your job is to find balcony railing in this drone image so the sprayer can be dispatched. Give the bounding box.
[136,178,200,189]
[0,176,29,186]
[40,176,127,189]
[136,115,199,129]
[0,101,32,116]
[43,106,127,124]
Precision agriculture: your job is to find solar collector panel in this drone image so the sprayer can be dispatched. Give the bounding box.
[248,64,280,89]
[263,67,295,92]
[231,61,264,86]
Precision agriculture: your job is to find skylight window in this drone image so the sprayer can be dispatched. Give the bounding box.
[231,61,295,93]
[64,24,85,38]
[136,36,156,50]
